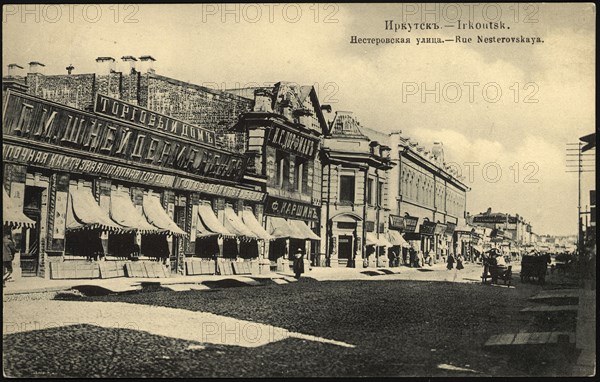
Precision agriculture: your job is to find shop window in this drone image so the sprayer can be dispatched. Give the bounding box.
[339,175,355,204]
[366,178,374,205]
[276,150,290,188]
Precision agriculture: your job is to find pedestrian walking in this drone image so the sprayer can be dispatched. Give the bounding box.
[447,253,455,270]
[456,254,464,270]
[3,230,17,286]
[409,248,416,268]
[293,248,304,279]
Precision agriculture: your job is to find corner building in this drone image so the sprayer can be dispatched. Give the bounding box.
[231,83,327,271]
[2,58,267,279]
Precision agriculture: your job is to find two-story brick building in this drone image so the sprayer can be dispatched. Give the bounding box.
[230,83,327,271]
[319,111,396,268]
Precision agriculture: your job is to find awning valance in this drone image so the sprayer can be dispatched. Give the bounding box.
[3,188,36,229]
[110,191,160,234]
[288,219,321,241]
[224,206,257,240]
[387,230,411,248]
[67,187,123,232]
[197,203,234,238]
[143,194,187,237]
[242,207,272,241]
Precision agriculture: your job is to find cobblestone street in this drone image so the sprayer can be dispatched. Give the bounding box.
[3,265,582,378]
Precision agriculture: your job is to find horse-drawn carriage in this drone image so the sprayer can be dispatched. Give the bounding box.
[482,264,513,285]
[520,254,551,284]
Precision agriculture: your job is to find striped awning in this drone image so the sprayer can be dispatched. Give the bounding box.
[241,207,272,241]
[143,194,187,237]
[223,205,257,241]
[110,191,160,234]
[3,188,36,229]
[197,203,234,239]
[66,186,124,232]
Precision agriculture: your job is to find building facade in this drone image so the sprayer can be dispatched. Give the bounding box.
[467,208,534,255]
[320,112,395,268]
[388,132,470,263]
[232,83,326,271]
[2,58,268,280]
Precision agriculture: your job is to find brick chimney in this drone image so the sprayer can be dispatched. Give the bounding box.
[66,64,75,75]
[138,55,156,74]
[96,57,116,75]
[121,55,137,73]
[253,88,273,113]
[28,61,45,74]
[7,63,24,77]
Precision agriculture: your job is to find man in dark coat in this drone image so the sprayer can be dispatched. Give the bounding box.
[3,231,17,286]
[293,248,304,279]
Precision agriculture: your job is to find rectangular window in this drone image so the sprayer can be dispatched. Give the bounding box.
[276,150,289,188]
[377,181,384,206]
[294,157,307,193]
[339,175,355,204]
[366,178,374,205]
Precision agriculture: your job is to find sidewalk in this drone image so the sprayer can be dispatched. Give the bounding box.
[2,272,297,296]
[2,262,482,296]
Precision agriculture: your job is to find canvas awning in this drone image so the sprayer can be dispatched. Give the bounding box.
[223,206,257,240]
[268,216,308,240]
[288,219,321,241]
[67,187,123,232]
[241,207,272,241]
[387,230,411,248]
[196,203,234,238]
[143,194,187,237]
[366,232,392,247]
[110,191,160,234]
[269,216,292,239]
[3,188,36,229]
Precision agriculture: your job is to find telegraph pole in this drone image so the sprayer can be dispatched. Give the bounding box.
[566,142,595,254]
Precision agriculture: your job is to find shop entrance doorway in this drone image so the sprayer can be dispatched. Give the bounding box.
[20,186,44,276]
[338,234,353,267]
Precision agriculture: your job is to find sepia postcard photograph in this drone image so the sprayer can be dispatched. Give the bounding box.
[2,2,596,378]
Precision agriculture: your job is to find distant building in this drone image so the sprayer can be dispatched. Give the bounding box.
[468,208,534,252]
[388,132,470,263]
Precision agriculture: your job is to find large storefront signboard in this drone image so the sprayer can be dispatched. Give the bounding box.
[264,195,319,221]
[3,143,265,202]
[403,216,419,233]
[267,123,318,159]
[94,94,216,146]
[420,221,436,236]
[473,214,518,224]
[389,215,405,231]
[3,91,246,183]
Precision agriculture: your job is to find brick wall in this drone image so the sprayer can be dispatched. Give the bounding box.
[19,71,251,151]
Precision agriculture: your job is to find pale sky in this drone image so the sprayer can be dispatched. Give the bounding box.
[2,3,596,236]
